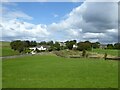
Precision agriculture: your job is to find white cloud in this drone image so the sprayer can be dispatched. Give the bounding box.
[48,1,118,43]
[1,3,33,20]
[1,1,118,44]
[83,33,105,39]
[0,3,51,41]
[3,11,33,20]
[1,19,50,41]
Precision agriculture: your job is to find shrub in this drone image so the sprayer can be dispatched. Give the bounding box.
[82,50,86,57]
[104,53,107,60]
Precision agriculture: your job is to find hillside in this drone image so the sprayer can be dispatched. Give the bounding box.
[0,41,20,57]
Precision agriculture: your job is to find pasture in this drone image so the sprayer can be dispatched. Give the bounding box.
[2,54,118,88]
[92,48,119,56]
[0,42,19,57]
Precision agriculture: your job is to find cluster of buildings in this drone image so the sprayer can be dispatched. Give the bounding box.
[29,42,78,54]
[29,45,50,54]
[29,42,107,54]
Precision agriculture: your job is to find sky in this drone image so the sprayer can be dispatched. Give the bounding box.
[0,1,119,44]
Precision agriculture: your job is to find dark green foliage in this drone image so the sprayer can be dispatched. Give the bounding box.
[24,40,30,47]
[47,41,54,46]
[65,40,76,50]
[54,42,61,51]
[47,45,55,52]
[10,40,25,53]
[30,41,37,47]
[77,41,92,51]
[60,46,66,50]
[39,41,47,45]
[10,40,36,53]
[92,42,100,49]
[107,44,114,49]
[114,43,120,49]
[24,48,31,53]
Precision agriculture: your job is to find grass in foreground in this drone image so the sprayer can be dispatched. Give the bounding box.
[2,55,118,88]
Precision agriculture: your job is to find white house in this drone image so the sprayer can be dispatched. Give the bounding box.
[29,45,49,54]
[29,47,36,51]
[37,46,47,51]
[73,44,78,48]
[29,46,47,51]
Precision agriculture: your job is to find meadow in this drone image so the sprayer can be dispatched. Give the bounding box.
[92,48,119,56]
[1,41,119,88]
[2,54,118,88]
[0,42,19,57]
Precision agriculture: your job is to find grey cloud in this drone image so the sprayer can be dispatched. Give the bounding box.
[1,2,118,44]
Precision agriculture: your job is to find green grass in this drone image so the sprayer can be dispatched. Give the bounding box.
[0,42,20,57]
[2,55,118,88]
[92,49,119,56]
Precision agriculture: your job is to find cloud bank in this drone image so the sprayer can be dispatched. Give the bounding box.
[1,1,118,44]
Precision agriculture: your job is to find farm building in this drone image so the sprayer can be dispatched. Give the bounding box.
[73,44,78,49]
[29,45,50,54]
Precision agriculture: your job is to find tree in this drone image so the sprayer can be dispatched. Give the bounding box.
[48,46,54,52]
[10,40,21,51]
[30,41,37,47]
[77,41,92,51]
[92,42,100,49]
[24,40,30,47]
[39,41,47,45]
[107,44,114,49]
[65,40,76,50]
[114,43,120,49]
[47,41,54,46]
[54,42,61,51]
[10,40,34,53]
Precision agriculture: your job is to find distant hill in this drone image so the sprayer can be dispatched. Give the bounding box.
[0,41,11,47]
[0,41,20,57]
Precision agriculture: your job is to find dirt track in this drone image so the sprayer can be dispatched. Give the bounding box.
[0,52,53,59]
[1,54,33,59]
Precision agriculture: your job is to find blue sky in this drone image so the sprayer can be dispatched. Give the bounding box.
[7,2,82,24]
[1,2,118,43]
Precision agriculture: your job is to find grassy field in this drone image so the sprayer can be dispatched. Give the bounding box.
[0,42,19,57]
[2,54,118,88]
[92,49,119,56]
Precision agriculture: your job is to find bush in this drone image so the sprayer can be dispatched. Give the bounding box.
[82,50,86,57]
[77,42,92,51]
[104,53,107,60]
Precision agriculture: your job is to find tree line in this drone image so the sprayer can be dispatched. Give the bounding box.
[10,40,37,53]
[10,40,120,53]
